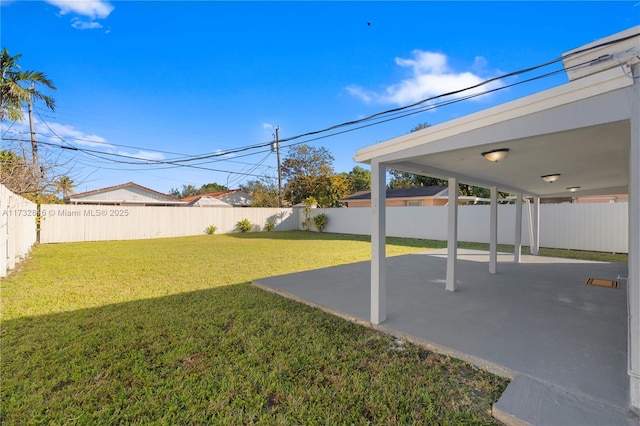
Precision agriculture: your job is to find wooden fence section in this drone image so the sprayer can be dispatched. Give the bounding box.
[39,205,297,243]
[0,185,38,277]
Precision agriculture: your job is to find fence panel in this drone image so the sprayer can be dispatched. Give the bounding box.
[40,205,297,243]
[540,203,627,253]
[38,202,627,253]
[0,185,38,277]
[310,202,626,253]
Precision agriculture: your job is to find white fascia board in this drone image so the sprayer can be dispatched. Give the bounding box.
[563,26,639,81]
[354,67,632,164]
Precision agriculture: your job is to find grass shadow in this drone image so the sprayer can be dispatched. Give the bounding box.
[1,284,507,424]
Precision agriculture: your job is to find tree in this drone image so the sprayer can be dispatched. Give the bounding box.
[1,48,56,168]
[341,166,371,193]
[0,149,64,204]
[1,48,56,121]
[281,144,336,206]
[169,183,230,199]
[1,149,35,194]
[318,174,350,208]
[169,184,199,199]
[1,49,62,205]
[240,179,278,207]
[388,170,446,189]
[55,175,75,199]
[198,182,228,194]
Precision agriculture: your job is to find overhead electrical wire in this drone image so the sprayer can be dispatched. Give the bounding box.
[3,31,637,178]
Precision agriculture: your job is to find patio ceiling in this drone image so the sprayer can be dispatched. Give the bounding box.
[354,68,633,198]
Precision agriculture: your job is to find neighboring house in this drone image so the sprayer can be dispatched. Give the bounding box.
[181,189,253,207]
[341,186,486,207]
[183,196,232,207]
[67,182,185,206]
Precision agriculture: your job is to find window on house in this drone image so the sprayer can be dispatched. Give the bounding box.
[406,200,422,207]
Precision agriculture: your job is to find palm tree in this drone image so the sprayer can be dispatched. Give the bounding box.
[1,48,56,122]
[55,175,75,200]
[1,48,56,170]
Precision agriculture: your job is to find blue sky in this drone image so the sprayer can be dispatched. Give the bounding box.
[1,1,638,195]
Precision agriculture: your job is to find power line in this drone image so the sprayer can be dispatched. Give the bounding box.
[4,31,636,178]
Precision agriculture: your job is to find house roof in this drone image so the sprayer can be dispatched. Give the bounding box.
[185,196,233,207]
[181,189,250,203]
[69,182,183,204]
[354,26,639,199]
[342,186,447,201]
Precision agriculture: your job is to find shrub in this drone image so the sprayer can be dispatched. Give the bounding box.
[236,218,252,233]
[205,225,217,235]
[302,197,317,230]
[265,220,275,232]
[312,213,328,232]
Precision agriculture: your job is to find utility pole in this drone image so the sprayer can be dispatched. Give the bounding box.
[274,126,282,207]
[28,83,38,167]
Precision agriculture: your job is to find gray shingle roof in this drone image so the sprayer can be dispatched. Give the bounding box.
[342,185,447,201]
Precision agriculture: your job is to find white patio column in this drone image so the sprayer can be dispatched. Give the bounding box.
[446,177,458,291]
[489,186,498,274]
[370,160,386,325]
[531,196,540,255]
[628,62,640,412]
[514,193,522,263]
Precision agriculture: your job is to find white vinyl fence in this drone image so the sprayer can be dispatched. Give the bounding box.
[0,184,38,277]
[37,202,628,253]
[306,202,628,254]
[39,205,298,243]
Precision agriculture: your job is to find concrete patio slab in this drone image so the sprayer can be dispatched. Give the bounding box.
[253,249,638,425]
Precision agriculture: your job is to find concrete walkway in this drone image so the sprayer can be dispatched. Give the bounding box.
[253,249,638,425]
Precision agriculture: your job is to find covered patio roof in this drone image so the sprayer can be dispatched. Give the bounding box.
[353,26,640,414]
[354,27,638,198]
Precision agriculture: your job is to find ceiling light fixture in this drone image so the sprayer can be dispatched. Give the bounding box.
[567,186,580,193]
[541,174,561,183]
[481,148,510,162]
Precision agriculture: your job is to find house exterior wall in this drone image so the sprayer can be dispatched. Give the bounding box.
[70,186,175,204]
[424,199,447,206]
[345,197,448,207]
[219,192,252,207]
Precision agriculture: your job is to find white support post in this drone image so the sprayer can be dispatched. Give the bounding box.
[489,186,498,274]
[370,160,386,325]
[628,62,640,412]
[446,177,458,291]
[531,196,540,255]
[514,193,522,263]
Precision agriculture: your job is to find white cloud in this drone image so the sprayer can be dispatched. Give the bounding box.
[348,50,502,106]
[44,122,111,148]
[71,18,102,30]
[214,149,235,159]
[8,117,113,149]
[46,0,114,19]
[262,123,274,130]
[345,85,374,103]
[472,56,489,72]
[118,150,165,161]
[46,0,113,30]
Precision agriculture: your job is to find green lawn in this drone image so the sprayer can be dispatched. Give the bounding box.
[4,230,617,424]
